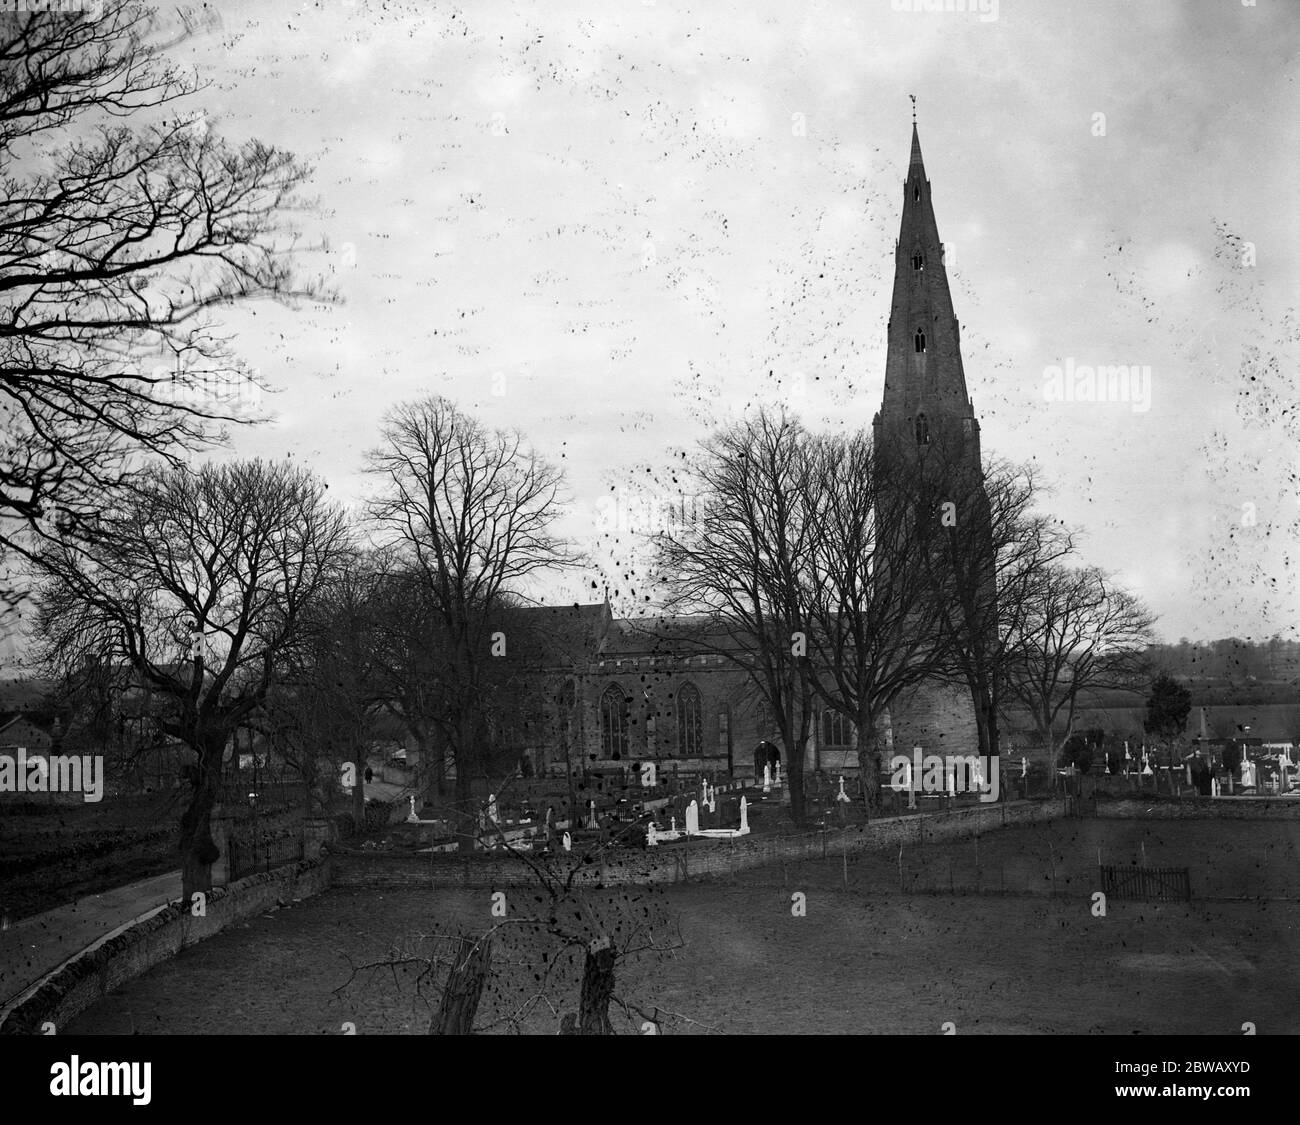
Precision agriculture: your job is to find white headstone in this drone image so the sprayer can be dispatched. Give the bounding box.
[562,831,571,852]
[646,821,658,847]
[586,799,598,829]
[487,793,498,823]
[739,796,749,833]
[670,815,677,834]
[774,761,782,786]
[836,775,849,802]
[407,795,418,823]
[763,764,771,793]
[685,799,699,835]
[1021,756,1028,778]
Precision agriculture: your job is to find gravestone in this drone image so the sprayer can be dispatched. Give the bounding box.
[739,796,749,833]
[685,799,699,835]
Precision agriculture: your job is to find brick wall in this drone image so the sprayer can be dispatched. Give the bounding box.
[0,859,330,1035]
[330,799,1068,890]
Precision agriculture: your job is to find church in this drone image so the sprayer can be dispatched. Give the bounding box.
[510,122,990,785]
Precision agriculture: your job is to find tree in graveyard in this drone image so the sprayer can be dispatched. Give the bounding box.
[903,444,1076,766]
[258,550,392,825]
[0,2,326,613]
[354,564,450,799]
[1003,564,1155,784]
[656,408,819,821]
[1143,671,1193,767]
[795,430,954,813]
[33,460,350,904]
[335,826,703,1035]
[364,396,576,848]
[1058,732,1094,774]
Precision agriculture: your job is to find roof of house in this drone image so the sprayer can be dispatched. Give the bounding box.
[0,714,53,745]
[0,677,52,713]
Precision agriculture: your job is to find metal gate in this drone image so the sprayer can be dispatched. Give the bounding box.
[1099,864,1191,903]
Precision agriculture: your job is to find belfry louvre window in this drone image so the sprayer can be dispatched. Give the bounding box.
[914,329,926,353]
[915,413,930,445]
[913,183,921,201]
[912,252,923,271]
[600,685,629,760]
[676,682,703,757]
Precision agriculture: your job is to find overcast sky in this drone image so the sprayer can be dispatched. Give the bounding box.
[7,0,1298,666]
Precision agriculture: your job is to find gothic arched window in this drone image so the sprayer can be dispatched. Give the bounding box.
[600,685,628,760]
[915,413,930,445]
[914,329,926,354]
[822,709,855,749]
[912,252,924,271]
[913,183,921,202]
[676,682,703,757]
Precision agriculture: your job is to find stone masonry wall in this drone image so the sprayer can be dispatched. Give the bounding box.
[331,799,1068,890]
[0,859,330,1035]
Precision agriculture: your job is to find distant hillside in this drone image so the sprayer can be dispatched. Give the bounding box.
[1002,702,1300,747]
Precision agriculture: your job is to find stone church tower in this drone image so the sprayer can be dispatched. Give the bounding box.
[872,121,992,759]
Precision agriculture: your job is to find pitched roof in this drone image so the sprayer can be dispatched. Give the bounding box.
[603,614,744,656]
[508,602,611,666]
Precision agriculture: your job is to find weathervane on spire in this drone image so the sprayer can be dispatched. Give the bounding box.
[909,94,917,124]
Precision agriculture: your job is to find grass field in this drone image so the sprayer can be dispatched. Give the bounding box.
[65,817,1300,1035]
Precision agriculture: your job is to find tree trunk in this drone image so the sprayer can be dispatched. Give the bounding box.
[857,712,884,815]
[352,741,367,832]
[454,712,477,852]
[430,935,492,1035]
[179,737,225,907]
[579,943,617,1035]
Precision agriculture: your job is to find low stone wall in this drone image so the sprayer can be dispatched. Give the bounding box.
[0,859,330,1035]
[331,799,1069,890]
[1094,796,1300,820]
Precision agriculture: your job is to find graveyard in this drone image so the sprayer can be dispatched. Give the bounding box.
[391,763,874,855]
[60,813,1300,1035]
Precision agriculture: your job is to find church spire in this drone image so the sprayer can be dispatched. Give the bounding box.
[874,116,979,460]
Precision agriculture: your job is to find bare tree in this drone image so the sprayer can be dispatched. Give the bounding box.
[34,460,350,904]
[657,408,819,821]
[798,432,954,812]
[365,396,575,848]
[900,442,1075,764]
[0,2,326,609]
[1003,566,1155,773]
[261,551,392,826]
[335,825,698,1036]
